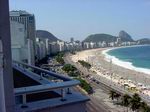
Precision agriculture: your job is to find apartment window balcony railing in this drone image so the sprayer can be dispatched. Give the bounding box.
[13,61,81,109]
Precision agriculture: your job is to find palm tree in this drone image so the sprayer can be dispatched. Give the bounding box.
[140,101,150,112]
[144,106,150,112]
[140,101,147,112]
[109,90,116,101]
[130,93,141,112]
[115,92,121,102]
[122,94,131,112]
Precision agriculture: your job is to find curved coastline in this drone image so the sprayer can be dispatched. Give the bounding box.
[102,46,150,75]
[69,46,150,98]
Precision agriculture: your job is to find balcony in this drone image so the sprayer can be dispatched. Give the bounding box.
[13,61,89,112]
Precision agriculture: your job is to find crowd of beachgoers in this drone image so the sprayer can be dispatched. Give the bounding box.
[70,48,150,101]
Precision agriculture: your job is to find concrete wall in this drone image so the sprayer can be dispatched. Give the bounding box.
[10,21,34,64]
[34,102,87,112]
[10,11,36,65]
[0,0,15,111]
[10,21,25,46]
[36,38,47,60]
[27,39,35,65]
[10,21,27,62]
[11,47,21,61]
[36,41,46,60]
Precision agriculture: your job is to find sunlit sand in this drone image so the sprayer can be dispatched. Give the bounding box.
[70,48,150,98]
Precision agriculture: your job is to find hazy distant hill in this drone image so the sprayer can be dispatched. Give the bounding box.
[36,30,59,42]
[119,30,134,42]
[83,31,134,43]
[137,38,150,44]
[83,34,117,42]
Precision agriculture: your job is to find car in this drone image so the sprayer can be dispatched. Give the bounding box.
[88,87,94,94]
[92,78,96,82]
[95,80,100,84]
[86,75,90,78]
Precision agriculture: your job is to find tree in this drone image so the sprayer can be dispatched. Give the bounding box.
[62,64,77,73]
[140,101,147,112]
[58,52,65,57]
[140,101,150,112]
[130,93,141,112]
[78,60,91,69]
[145,106,150,112]
[68,71,80,77]
[75,77,93,94]
[121,93,150,112]
[55,56,64,64]
[122,94,131,112]
[54,52,65,64]
[109,90,116,101]
[115,92,121,102]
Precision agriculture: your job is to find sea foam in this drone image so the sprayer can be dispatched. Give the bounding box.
[102,47,150,75]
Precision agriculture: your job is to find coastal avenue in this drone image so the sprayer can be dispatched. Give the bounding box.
[64,53,124,112]
[64,52,150,112]
[75,85,110,112]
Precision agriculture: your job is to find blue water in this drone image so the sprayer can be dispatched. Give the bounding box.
[107,45,150,70]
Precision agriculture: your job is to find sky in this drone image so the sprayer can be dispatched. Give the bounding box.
[9,0,150,41]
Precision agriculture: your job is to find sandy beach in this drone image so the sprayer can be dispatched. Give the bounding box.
[70,47,150,98]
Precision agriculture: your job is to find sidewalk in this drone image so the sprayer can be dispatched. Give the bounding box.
[64,55,129,112]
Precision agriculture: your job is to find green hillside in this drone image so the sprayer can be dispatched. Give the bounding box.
[83,34,117,42]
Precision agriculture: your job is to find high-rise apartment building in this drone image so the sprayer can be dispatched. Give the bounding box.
[70,37,74,43]
[10,10,36,65]
[1,4,90,111]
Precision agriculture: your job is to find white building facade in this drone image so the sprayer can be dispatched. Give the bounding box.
[10,10,36,65]
[10,21,27,62]
[36,38,47,60]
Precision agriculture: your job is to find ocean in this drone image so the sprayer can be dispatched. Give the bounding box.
[103,45,150,74]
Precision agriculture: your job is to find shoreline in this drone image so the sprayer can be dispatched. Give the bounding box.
[102,46,150,75]
[70,47,150,97]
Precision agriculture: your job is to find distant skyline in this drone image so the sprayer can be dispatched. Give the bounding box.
[9,0,150,41]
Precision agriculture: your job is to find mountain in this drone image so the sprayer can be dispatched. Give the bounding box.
[137,38,150,44]
[83,34,117,42]
[36,30,59,42]
[83,31,134,43]
[119,30,134,42]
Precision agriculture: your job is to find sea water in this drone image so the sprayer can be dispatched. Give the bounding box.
[103,45,150,74]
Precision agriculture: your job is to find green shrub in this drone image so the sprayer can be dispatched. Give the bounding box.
[78,60,91,69]
[62,64,77,73]
[68,71,80,77]
[75,77,93,94]
[55,56,64,64]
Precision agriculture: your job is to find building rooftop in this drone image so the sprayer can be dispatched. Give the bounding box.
[13,68,40,88]
[15,91,88,112]
[10,10,33,16]
[13,61,89,112]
